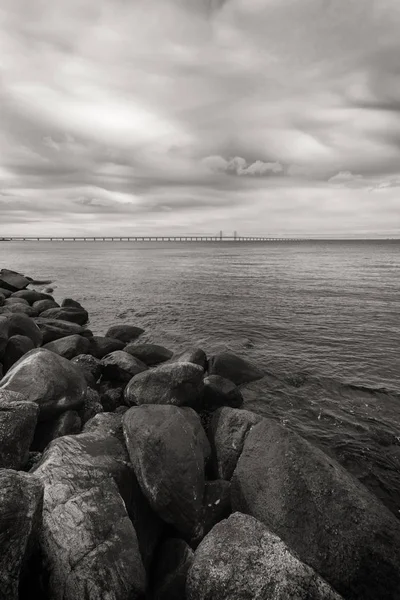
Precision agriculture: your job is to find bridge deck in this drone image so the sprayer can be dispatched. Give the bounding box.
[0,236,306,242]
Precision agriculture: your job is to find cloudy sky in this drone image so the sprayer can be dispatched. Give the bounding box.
[1,0,400,237]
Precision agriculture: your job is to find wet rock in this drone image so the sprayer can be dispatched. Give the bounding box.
[83,411,124,438]
[71,353,102,386]
[0,470,43,600]
[3,335,35,372]
[153,539,194,600]
[12,289,54,305]
[0,287,13,298]
[0,391,38,469]
[5,296,30,306]
[180,406,211,464]
[0,293,4,307]
[231,419,400,600]
[101,350,148,383]
[43,334,90,359]
[123,405,205,538]
[32,299,59,314]
[0,303,38,317]
[34,317,92,344]
[79,387,103,425]
[203,375,243,411]
[105,324,144,344]
[32,430,146,600]
[186,513,343,600]
[61,298,85,309]
[208,352,264,385]
[88,335,125,359]
[99,380,125,411]
[209,407,263,480]
[0,348,87,420]
[176,348,207,370]
[2,313,43,347]
[24,451,42,471]
[32,410,82,452]
[40,306,89,325]
[124,362,204,409]
[0,268,30,292]
[125,343,173,366]
[203,480,231,537]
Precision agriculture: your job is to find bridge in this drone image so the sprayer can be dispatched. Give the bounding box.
[0,235,307,243]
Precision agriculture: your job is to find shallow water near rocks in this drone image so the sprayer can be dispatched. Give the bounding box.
[2,239,400,515]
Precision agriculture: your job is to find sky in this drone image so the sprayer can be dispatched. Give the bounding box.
[1,0,400,237]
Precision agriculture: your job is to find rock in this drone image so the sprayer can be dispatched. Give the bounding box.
[176,348,207,370]
[0,391,39,469]
[3,335,35,372]
[32,430,146,599]
[153,539,194,600]
[123,405,205,538]
[40,306,89,325]
[43,334,90,360]
[0,268,30,292]
[61,298,85,309]
[105,324,145,344]
[79,387,103,425]
[0,293,4,306]
[5,296,30,306]
[99,380,125,411]
[12,290,54,304]
[24,451,42,471]
[88,335,125,359]
[0,470,43,600]
[203,375,243,411]
[101,350,148,383]
[180,407,211,464]
[0,348,87,420]
[208,352,264,385]
[0,303,38,317]
[186,513,343,600]
[209,407,263,480]
[231,419,400,600]
[0,314,43,356]
[125,343,173,366]
[71,353,102,386]
[83,411,124,438]
[32,299,59,314]
[32,410,82,452]
[34,317,92,344]
[0,287,13,298]
[203,480,231,537]
[124,362,204,409]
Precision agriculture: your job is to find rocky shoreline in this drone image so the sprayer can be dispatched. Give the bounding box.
[1,267,400,600]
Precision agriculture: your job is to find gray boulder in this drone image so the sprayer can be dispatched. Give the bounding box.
[153,538,194,600]
[43,334,90,359]
[0,391,38,469]
[209,407,262,480]
[125,343,173,366]
[0,268,30,292]
[186,513,343,600]
[40,306,89,325]
[101,350,148,383]
[32,409,82,452]
[0,470,43,600]
[3,334,35,372]
[180,406,211,464]
[79,387,103,425]
[0,287,12,298]
[0,303,37,317]
[123,405,205,537]
[208,352,264,385]
[32,299,60,314]
[124,362,204,409]
[231,419,400,600]
[5,297,30,306]
[175,347,207,370]
[105,324,144,344]
[34,317,92,344]
[12,290,54,304]
[2,313,43,347]
[99,380,125,411]
[203,375,243,411]
[71,353,102,386]
[88,335,125,359]
[0,348,87,420]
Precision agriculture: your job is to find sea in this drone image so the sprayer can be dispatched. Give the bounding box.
[1,239,400,516]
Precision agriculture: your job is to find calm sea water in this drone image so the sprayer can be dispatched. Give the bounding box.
[2,240,400,515]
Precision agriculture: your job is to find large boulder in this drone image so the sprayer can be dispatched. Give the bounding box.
[70,353,102,386]
[32,428,147,599]
[209,407,263,480]
[101,350,148,383]
[124,362,204,409]
[0,303,37,317]
[32,410,82,452]
[208,352,264,385]
[0,268,30,292]
[0,287,13,298]
[0,293,4,306]
[0,470,43,600]
[180,407,211,464]
[231,419,400,600]
[12,290,54,305]
[34,317,92,344]
[99,380,125,411]
[175,348,207,371]
[152,539,194,600]
[88,335,125,359]
[43,334,90,360]
[40,306,89,325]
[3,335,35,372]
[0,391,39,469]
[2,313,43,347]
[61,298,85,309]
[203,375,243,411]
[123,405,205,538]
[186,513,343,600]
[32,299,59,314]
[0,348,87,420]
[5,297,30,306]
[125,343,173,366]
[79,387,104,425]
[105,324,144,344]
